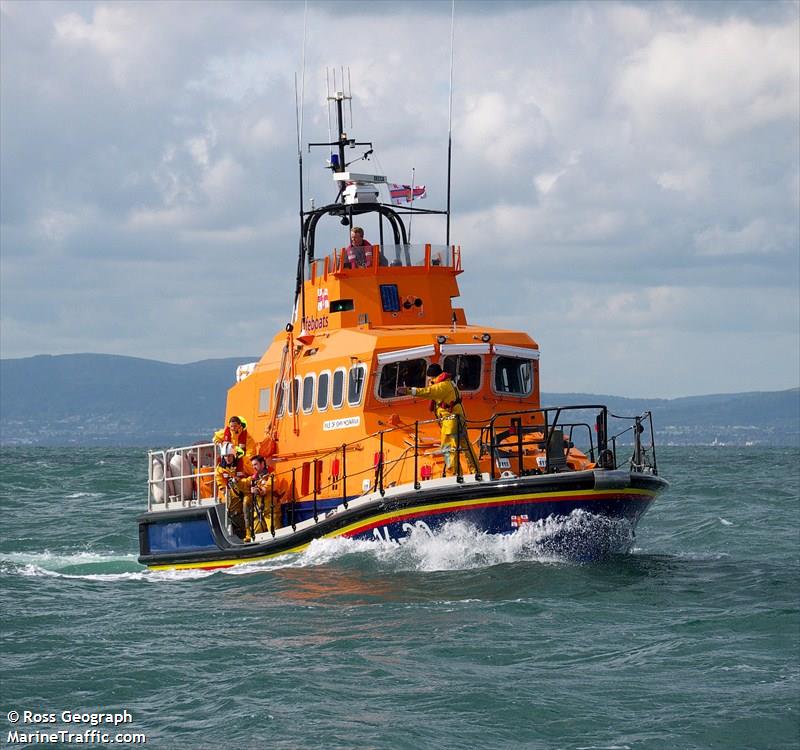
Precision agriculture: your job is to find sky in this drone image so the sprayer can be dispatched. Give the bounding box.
[1,0,798,398]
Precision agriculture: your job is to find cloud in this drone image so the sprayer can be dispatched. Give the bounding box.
[616,15,800,143]
[1,0,798,398]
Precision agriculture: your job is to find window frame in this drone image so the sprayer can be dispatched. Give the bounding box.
[491,355,534,397]
[275,381,287,417]
[376,357,430,401]
[331,367,346,410]
[317,370,331,412]
[301,373,315,415]
[347,363,368,407]
[441,354,483,392]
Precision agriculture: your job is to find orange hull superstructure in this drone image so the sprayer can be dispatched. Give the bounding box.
[137,89,668,571]
[223,242,553,502]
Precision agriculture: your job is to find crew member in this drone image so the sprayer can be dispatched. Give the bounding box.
[250,455,285,533]
[216,442,254,542]
[398,364,480,477]
[345,226,373,268]
[213,415,256,473]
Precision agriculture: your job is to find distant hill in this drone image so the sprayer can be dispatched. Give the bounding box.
[1,354,797,447]
[0,354,257,446]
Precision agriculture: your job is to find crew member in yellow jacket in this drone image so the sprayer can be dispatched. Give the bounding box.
[398,364,480,477]
[216,443,254,542]
[249,455,286,533]
[213,415,257,474]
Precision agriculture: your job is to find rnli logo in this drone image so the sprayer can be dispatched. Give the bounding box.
[317,288,329,311]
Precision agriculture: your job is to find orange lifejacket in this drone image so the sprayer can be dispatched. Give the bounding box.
[222,425,249,453]
[345,241,373,268]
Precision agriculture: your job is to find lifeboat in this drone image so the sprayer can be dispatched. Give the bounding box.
[137,89,668,571]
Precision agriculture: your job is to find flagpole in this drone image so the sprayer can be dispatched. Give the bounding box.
[446,0,455,246]
[408,168,416,243]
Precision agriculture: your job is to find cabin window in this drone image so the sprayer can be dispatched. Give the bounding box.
[332,368,345,409]
[378,358,428,399]
[442,355,482,391]
[302,374,315,414]
[258,387,270,415]
[317,371,330,412]
[288,376,301,414]
[493,356,533,396]
[348,364,368,406]
[275,382,286,417]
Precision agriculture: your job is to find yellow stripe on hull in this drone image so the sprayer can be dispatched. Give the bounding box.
[145,486,657,572]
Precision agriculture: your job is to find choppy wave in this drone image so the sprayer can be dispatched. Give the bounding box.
[0,511,634,582]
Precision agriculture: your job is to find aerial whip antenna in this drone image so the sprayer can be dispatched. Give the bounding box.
[294,0,309,329]
[446,0,455,246]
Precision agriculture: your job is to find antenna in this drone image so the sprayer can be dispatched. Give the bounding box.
[446,0,456,246]
[347,67,353,130]
[294,1,309,329]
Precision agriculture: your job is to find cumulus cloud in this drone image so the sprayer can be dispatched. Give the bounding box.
[1,0,798,397]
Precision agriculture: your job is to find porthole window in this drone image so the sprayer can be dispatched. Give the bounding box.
[302,374,315,414]
[347,364,368,406]
[288,376,301,414]
[332,368,345,409]
[276,381,286,417]
[317,371,330,412]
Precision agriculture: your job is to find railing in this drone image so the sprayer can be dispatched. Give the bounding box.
[147,442,217,512]
[309,243,459,279]
[146,405,660,527]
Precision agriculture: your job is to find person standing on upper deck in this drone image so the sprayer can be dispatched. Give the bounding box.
[398,364,480,478]
[345,226,373,268]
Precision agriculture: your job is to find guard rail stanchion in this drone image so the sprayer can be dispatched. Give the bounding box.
[414,421,420,490]
[378,431,385,496]
[341,444,348,508]
[456,419,464,484]
[291,467,297,531]
[270,474,276,537]
[312,459,319,522]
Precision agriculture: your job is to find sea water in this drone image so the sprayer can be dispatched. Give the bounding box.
[0,447,797,750]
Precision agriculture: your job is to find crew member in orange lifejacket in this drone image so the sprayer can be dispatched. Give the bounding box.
[345,226,373,268]
[399,364,480,477]
[216,442,254,542]
[250,455,286,533]
[213,415,256,473]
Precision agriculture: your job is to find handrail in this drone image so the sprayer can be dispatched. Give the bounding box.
[146,404,660,526]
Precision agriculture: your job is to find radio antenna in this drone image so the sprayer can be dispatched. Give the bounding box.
[446,0,456,246]
[294,0,309,327]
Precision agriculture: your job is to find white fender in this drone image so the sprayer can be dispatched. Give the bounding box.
[151,457,166,503]
[168,453,194,500]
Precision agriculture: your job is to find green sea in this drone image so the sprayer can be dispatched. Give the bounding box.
[1,446,798,750]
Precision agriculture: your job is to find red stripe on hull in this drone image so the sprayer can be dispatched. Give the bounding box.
[343,491,653,538]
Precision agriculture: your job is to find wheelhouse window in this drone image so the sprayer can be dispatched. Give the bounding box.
[302,374,314,414]
[493,356,533,396]
[276,381,286,417]
[347,364,368,406]
[442,355,482,391]
[317,371,330,411]
[332,368,345,409]
[378,358,428,399]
